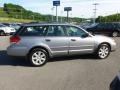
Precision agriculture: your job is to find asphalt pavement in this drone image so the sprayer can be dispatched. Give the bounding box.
[0,36,120,90]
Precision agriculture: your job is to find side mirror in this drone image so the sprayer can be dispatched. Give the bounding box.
[81,33,89,38]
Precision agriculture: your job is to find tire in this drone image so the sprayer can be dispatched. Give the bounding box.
[96,44,110,59]
[28,48,48,67]
[112,31,118,37]
[0,31,5,36]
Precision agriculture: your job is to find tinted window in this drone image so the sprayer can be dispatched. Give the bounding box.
[107,23,113,29]
[97,23,114,30]
[113,23,120,29]
[96,24,104,29]
[20,26,48,36]
[0,24,6,27]
[66,26,87,37]
[46,25,66,36]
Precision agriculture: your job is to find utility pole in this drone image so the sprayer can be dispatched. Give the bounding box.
[81,15,84,23]
[21,9,23,20]
[116,11,119,22]
[56,6,58,22]
[60,11,63,22]
[51,7,54,22]
[32,15,34,20]
[93,3,99,24]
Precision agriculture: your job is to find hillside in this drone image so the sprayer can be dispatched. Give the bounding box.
[0,7,8,17]
[0,3,82,23]
[0,3,50,22]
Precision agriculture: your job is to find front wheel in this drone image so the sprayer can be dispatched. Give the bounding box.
[112,31,118,37]
[96,44,110,59]
[29,48,48,67]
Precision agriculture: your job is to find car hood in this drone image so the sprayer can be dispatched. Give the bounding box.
[5,27,15,30]
[93,35,108,38]
[92,35,116,45]
[0,26,14,30]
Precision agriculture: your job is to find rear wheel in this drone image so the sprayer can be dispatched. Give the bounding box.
[96,44,110,59]
[29,48,48,67]
[0,31,5,36]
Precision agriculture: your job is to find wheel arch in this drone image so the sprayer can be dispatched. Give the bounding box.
[0,30,6,35]
[27,46,52,58]
[0,29,5,32]
[94,42,111,59]
[98,42,111,51]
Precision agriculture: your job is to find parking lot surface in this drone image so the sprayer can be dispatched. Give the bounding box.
[0,36,120,90]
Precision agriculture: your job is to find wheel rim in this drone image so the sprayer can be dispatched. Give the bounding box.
[98,45,109,59]
[32,51,46,65]
[112,32,118,37]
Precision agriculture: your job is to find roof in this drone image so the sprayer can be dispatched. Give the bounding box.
[21,22,74,26]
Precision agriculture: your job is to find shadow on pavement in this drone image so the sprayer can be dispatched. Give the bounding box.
[0,50,29,67]
[0,51,98,67]
[49,54,98,62]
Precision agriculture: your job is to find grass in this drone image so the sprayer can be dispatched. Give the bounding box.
[0,7,34,23]
[0,17,34,23]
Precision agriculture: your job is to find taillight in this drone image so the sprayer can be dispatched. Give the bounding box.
[10,36,21,44]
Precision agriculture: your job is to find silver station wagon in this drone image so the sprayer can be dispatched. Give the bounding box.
[7,23,116,66]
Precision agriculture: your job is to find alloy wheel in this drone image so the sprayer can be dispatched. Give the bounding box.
[98,44,110,59]
[112,32,118,37]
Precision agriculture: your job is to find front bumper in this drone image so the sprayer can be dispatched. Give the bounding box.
[110,40,117,52]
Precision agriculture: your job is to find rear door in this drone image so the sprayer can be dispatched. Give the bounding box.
[45,25,69,56]
[95,24,104,34]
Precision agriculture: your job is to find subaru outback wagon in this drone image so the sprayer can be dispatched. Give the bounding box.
[7,23,116,66]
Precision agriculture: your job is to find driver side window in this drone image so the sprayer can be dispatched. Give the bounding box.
[66,26,87,37]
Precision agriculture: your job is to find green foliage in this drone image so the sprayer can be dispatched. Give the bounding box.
[96,13,120,22]
[0,3,51,21]
[0,3,82,23]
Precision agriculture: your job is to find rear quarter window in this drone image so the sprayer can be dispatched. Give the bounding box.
[14,26,24,36]
[19,26,49,36]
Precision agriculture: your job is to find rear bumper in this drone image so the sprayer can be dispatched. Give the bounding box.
[7,45,28,57]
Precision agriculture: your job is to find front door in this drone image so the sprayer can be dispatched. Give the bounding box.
[66,26,95,55]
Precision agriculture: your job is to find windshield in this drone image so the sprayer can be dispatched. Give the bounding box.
[0,24,7,27]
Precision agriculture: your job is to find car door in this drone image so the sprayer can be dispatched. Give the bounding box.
[105,23,114,35]
[101,23,110,35]
[45,25,69,56]
[66,26,95,55]
[94,24,104,34]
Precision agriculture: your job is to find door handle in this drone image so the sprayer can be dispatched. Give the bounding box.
[71,39,76,41]
[45,39,51,42]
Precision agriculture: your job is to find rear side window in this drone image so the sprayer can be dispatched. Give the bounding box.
[14,26,23,35]
[96,24,104,29]
[113,23,120,29]
[46,25,67,36]
[20,26,48,36]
